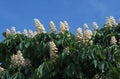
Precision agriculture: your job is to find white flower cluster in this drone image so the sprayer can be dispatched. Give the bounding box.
[64,21,69,31]
[0,67,4,73]
[11,50,31,67]
[6,26,16,37]
[6,27,37,38]
[84,24,93,40]
[76,24,93,45]
[111,36,117,45]
[6,29,11,37]
[50,21,57,33]
[105,16,117,27]
[93,22,99,31]
[11,27,16,34]
[84,24,88,30]
[34,19,46,33]
[60,21,69,33]
[22,29,37,38]
[76,27,83,40]
[6,19,70,37]
[22,29,28,36]
[49,41,58,61]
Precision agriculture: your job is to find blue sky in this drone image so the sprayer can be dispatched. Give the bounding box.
[0,0,120,41]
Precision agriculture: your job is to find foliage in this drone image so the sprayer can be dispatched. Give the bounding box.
[0,18,120,79]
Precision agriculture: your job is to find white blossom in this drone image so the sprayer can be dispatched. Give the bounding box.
[0,67,4,73]
[28,29,34,38]
[111,36,117,45]
[104,25,108,28]
[76,27,83,40]
[89,40,93,45]
[84,24,89,30]
[83,24,92,39]
[23,29,28,36]
[84,29,92,39]
[11,26,16,34]
[33,31,37,36]
[6,29,11,37]
[82,38,89,44]
[34,19,46,33]
[11,50,25,67]
[17,31,21,34]
[60,21,66,33]
[11,50,31,67]
[64,21,69,31]
[93,22,98,31]
[106,16,117,27]
[59,21,69,33]
[50,21,57,33]
[49,41,58,61]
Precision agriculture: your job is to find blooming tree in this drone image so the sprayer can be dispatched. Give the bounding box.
[0,16,120,79]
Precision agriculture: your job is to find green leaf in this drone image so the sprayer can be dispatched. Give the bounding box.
[1,70,10,79]
[25,42,30,48]
[37,61,52,78]
[11,72,25,79]
[11,72,19,79]
[101,62,105,72]
[93,60,97,68]
[19,43,23,50]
